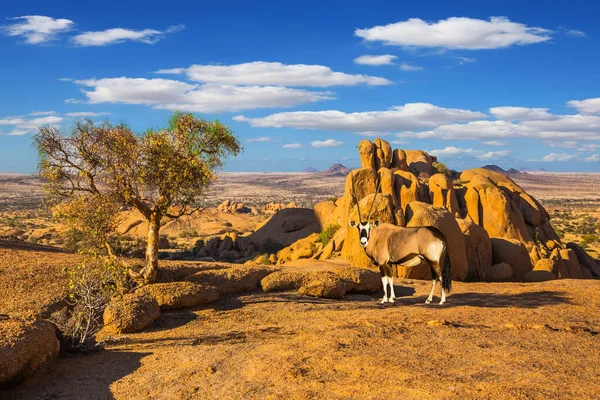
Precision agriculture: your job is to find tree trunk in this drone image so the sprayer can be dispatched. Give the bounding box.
[143,212,161,283]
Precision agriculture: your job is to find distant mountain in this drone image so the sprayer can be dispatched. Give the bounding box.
[300,167,319,173]
[519,167,533,172]
[320,163,351,177]
[482,165,507,174]
[482,165,523,177]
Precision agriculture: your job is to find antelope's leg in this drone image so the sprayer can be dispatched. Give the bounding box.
[388,270,396,303]
[425,279,436,304]
[439,277,446,305]
[379,265,388,303]
[381,276,389,303]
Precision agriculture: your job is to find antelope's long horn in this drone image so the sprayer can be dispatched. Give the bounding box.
[366,172,381,221]
[350,171,363,222]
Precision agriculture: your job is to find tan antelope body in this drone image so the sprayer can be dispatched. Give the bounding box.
[349,172,452,304]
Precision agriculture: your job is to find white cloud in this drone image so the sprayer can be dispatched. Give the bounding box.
[484,140,507,146]
[155,61,391,87]
[406,113,600,141]
[429,146,511,160]
[567,97,600,114]
[399,63,423,71]
[489,106,556,121]
[246,136,278,143]
[65,112,111,117]
[0,115,63,135]
[30,111,57,116]
[585,154,600,162]
[353,131,391,137]
[2,15,74,44]
[234,103,485,132]
[353,54,397,66]
[355,17,551,50]
[541,153,577,162]
[311,139,343,148]
[456,56,476,64]
[282,143,303,149]
[69,77,334,113]
[73,24,184,46]
[566,29,586,38]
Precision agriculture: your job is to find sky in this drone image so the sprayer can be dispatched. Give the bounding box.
[1,0,600,173]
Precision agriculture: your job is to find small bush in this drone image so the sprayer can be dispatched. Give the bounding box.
[179,228,199,239]
[318,224,341,245]
[49,257,131,351]
[193,239,205,253]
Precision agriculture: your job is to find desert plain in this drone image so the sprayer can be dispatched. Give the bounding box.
[1,169,599,399]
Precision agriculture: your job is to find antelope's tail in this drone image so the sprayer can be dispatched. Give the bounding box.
[441,244,452,293]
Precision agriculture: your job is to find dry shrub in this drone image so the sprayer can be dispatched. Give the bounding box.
[49,257,132,351]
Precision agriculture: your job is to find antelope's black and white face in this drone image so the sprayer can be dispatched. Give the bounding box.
[349,220,379,248]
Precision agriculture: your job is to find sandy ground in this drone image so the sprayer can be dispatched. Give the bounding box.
[2,246,599,399]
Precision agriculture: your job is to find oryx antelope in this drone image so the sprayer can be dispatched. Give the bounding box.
[348,173,452,305]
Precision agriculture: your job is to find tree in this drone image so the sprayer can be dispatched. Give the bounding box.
[34,112,242,283]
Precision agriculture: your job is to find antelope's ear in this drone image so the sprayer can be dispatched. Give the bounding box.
[349,220,357,228]
[372,220,380,227]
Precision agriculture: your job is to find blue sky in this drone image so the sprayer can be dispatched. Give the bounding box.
[1,0,600,172]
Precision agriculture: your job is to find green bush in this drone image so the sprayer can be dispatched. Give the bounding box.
[318,224,341,245]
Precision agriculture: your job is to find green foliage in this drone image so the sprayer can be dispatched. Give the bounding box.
[34,112,242,283]
[179,228,199,239]
[318,224,341,245]
[49,257,131,350]
[432,161,449,176]
[193,239,205,253]
[327,196,338,203]
[582,234,599,245]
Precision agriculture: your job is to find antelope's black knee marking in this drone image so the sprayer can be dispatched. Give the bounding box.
[379,265,392,277]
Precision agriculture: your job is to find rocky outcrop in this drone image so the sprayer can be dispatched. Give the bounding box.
[404,202,468,281]
[102,293,161,334]
[457,218,492,281]
[217,199,251,214]
[278,138,597,283]
[250,208,321,253]
[0,318,60,388]
[262,202,298,214]
[137,282,220,310]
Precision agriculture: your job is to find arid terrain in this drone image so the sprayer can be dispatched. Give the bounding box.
[1,170,600,399]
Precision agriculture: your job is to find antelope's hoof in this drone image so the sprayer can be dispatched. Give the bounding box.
[380,298,388,304]
[388,298,395,304]
[438,300,446,305]
[425,299,432,304]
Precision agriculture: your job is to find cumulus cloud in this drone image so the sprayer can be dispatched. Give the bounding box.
[405,113,600,141]
[566,29,586,38]
[353,54,397,66]
[246,136,278,143]
[2,15,74,44]
[73,24,184,46]
[355,17,551,50]
[567,97,600,114]
[282,143,303,149]
[456,56,476,64]
[399,63,423,71]
[585,154,600,162]
[0,115,63,135]
[484,140,508,146]
[311,139,343,148]
[234,103,485,132]
[353,131,391,137]
[489,106,556,121]
[155,61,391,87]
[68,77,334,113]
[541,153,577,162]
[65,111,111,117]
[30,111,57,116]
[429,146,511,160]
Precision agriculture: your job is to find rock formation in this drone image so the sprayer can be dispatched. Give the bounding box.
[286,138,598,282]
